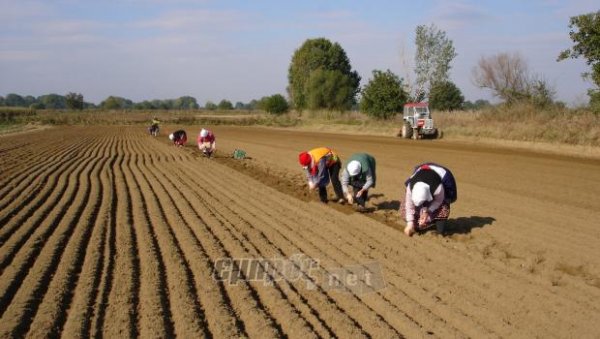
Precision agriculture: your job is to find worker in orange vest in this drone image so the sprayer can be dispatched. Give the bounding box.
[298,147,345,203]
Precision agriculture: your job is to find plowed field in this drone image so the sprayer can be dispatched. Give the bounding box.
[0,126,599,338]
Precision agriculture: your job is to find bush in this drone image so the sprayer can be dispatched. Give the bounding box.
[218,99,233,110]
[262,94,289,115]
[429,81,464,111]
[360,69,408,119]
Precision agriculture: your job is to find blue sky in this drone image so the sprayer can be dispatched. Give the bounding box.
[0,0,598,105]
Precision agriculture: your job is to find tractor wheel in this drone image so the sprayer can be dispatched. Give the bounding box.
[401,122,412,139]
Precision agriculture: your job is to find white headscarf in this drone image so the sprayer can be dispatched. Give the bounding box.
[411,182,432,206]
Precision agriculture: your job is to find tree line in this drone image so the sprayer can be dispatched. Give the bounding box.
[3,10,598,117]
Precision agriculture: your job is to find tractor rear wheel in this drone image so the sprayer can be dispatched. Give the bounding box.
[401,122,412,139]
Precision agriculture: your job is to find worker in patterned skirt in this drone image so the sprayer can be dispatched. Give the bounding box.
[400,162,457,236]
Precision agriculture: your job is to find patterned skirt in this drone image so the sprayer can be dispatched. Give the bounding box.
[400,201,451,229]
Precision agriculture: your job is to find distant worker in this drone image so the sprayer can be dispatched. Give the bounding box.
[341,153,376,212]
[400,162,457,236]
[298,147,344,204]
[169,129,187,147]
[148,117,160,136]
[197,128,216,157]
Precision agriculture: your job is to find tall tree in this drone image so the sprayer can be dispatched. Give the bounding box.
[473,52,555,107]
[558,11,600,111]
[65,92,84,110]
[360,69,408,119]
[288,38,360,111]
[414,24,457,100]
[472,53,531,104]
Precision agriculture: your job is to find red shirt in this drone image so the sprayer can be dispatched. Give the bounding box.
[197,131,215,144]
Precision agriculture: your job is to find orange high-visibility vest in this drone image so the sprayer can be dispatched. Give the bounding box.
[307,147,339,174]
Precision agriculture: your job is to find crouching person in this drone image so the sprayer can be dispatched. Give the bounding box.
[169,129,187,147]
[341,153,376,212]
[401,163,457,236]
[197,128,216,157]
[298,147,344,203]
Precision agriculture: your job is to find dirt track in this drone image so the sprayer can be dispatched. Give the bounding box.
[0,125,599,338]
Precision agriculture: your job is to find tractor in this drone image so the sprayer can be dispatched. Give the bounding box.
[398,102,440,139]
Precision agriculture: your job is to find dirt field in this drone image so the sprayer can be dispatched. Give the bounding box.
[0,125,599,338]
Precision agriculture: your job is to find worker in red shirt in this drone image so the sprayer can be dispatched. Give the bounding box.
[197,128,216,157]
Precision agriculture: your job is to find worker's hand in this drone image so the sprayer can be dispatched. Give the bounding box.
[308,181,317,190]
[346,192,354,204]
[418,209,429,227]
[355,189,365,198]
[404,222,416,237]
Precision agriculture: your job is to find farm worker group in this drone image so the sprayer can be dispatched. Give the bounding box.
[163,127,459,236]
[168,128,217,158]
[298,148,376,212]
[298,147,457,236]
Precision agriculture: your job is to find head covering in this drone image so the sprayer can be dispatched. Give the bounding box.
[347,160,361,176]
[411,182,432,206]
[200,128,208,138]
[169,133,174,141]
[298,152,311,167]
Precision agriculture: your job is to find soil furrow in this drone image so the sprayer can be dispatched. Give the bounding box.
[59,136,117,338]
[0,139,100,318]
[129,141,211,337]
[25,134,112,338]
[0,139,95,245]
[0,136,105,337]
[146,167,286,337]
[168,160,373,338]
[142,150,299,334]
[101,141,140,338]
[121,139,175,338]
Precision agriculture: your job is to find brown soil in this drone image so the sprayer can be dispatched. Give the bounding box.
[0,125,599,338]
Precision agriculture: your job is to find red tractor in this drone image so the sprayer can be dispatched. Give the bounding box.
[399,102,440,139]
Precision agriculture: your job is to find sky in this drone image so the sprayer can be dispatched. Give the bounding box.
[0,0,598,106]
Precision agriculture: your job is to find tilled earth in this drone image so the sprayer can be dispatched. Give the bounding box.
[0,125,599,338]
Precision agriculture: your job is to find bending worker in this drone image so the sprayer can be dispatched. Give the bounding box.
[197,128,216,157]
[341,153,376,212]
[400,162,457,236]
[298,147,344,203]
[169,129,187,147]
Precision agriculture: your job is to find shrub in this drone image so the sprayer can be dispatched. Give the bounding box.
[360,69,408,119]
